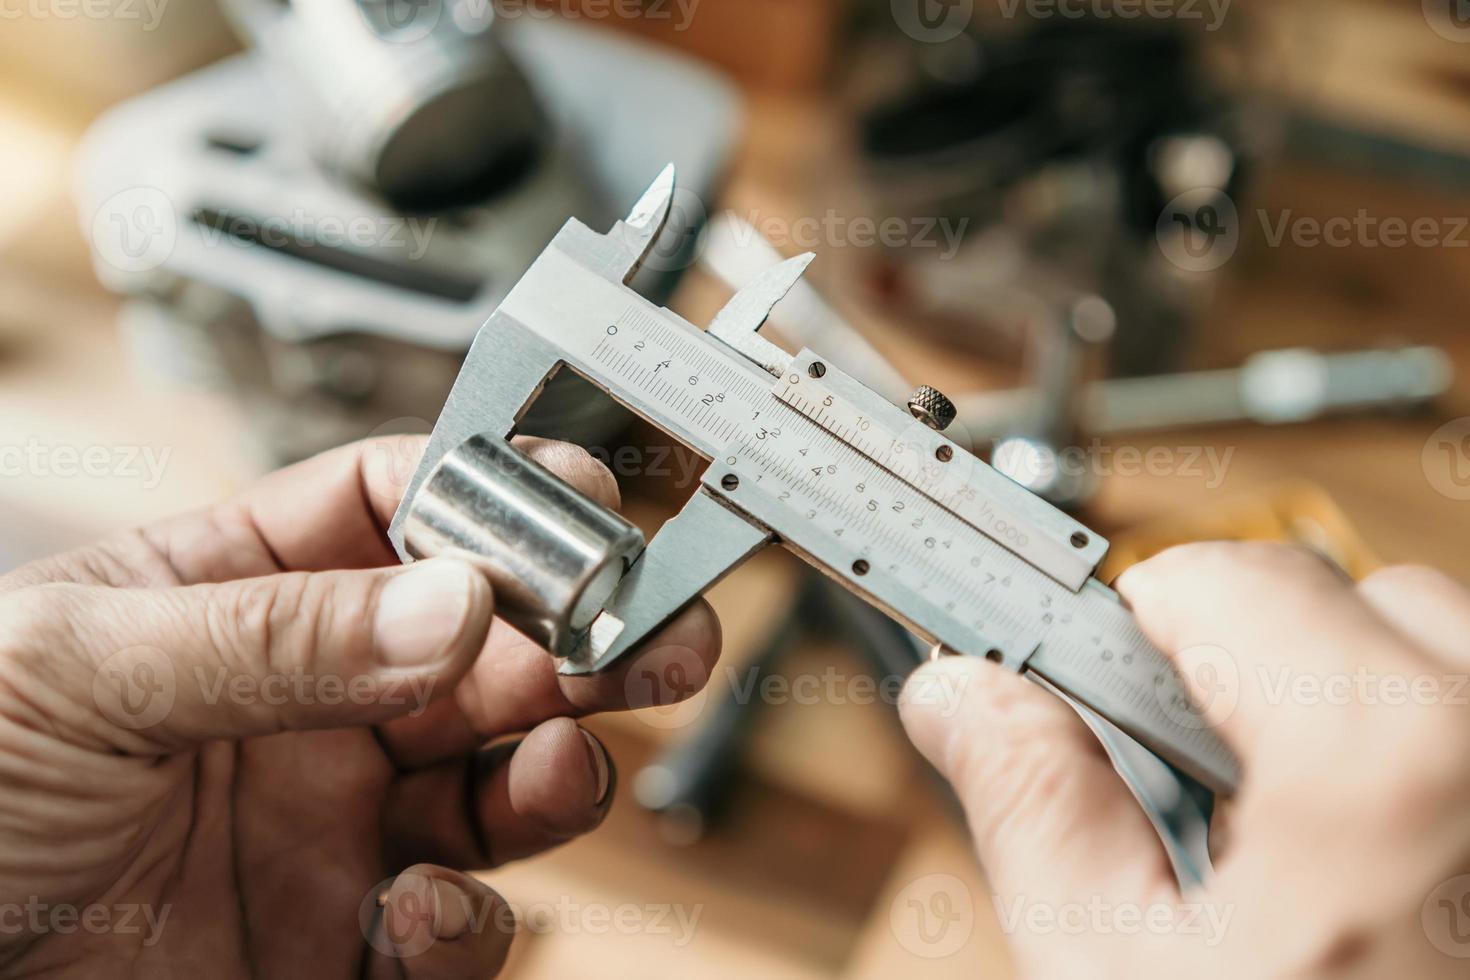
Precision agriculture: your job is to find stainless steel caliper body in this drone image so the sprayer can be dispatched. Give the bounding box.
[389,166,1241,801]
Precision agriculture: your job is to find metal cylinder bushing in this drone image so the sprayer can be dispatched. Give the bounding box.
[400,435,644,658]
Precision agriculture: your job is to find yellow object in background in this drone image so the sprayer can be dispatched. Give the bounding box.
[1101,482,1380,584]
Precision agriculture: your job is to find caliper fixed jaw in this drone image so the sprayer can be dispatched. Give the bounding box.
[388,165,687,660]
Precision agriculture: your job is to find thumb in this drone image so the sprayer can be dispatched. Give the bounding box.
[0,557,493,750]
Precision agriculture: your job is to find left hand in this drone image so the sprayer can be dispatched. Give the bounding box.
[0,435,721,978]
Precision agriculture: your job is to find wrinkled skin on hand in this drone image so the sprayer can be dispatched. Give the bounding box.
[901,543,1470,978]
[0,436,721,978]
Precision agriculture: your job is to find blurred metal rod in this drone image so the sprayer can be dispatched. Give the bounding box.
[961,346,1453,441]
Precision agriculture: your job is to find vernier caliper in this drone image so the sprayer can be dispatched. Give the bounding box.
[388,166,1242,803]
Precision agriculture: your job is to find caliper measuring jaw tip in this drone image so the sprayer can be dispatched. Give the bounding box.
[388,165,1243,800]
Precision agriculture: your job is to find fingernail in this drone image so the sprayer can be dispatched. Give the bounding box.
[431,877,471,941]
[582,730,611,805]
[374,559,484,669]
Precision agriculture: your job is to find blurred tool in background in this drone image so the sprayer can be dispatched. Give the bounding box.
[850,16,1257,377]
[75,0,739,461]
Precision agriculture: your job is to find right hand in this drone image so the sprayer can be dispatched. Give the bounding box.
[900,542,1470,977]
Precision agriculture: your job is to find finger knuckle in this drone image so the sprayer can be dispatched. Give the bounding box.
[209,574,322,676]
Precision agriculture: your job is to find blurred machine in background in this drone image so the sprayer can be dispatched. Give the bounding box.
[75,1,739,461]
